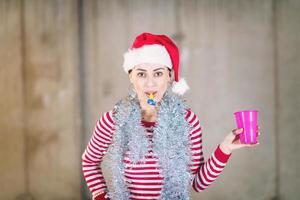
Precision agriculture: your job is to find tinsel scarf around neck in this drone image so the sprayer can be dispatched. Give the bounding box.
[107,89,193,200]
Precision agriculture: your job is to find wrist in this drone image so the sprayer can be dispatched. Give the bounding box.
[220,142,232,155]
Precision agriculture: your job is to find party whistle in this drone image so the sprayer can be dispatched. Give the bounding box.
[147,93,157,106]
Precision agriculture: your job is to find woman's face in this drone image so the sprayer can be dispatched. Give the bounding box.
[129,63,172,110]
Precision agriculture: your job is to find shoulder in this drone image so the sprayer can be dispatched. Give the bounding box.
[185,108,202,136]
[95,110,115,131]
[185,108,200,125]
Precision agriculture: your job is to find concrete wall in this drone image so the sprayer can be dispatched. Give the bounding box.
[0,0,81,199]
[0,0,299,199]
[276,1,300,199]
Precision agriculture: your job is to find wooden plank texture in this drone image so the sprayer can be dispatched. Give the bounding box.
[22,0,81,199]
[0,0,26,199]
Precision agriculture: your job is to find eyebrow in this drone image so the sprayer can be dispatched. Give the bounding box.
[135,67,165,72]
[136,68,147,72]
[153,67,166,71]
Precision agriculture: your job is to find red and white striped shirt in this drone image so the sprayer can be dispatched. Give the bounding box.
[82,109,231,199]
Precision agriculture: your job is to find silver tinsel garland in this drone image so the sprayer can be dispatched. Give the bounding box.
[107,88,193,199]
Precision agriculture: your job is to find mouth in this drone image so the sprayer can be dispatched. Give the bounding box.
[145,91,157,97]
[145,91,157,106]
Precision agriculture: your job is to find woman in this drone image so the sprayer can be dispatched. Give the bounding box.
[82,32,260,200]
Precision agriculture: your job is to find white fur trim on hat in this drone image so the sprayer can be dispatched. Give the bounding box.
[123,44,172,72]
[172,78,190,95]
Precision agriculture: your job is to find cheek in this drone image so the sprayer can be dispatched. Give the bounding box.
[158,82,168,91]
[157,77,170,98]
[136,85,144,96]
[132,78,145,96]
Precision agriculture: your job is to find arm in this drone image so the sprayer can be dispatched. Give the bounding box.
[186,109,231,192]
[82,111,115,199]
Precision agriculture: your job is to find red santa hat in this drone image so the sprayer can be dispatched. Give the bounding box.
[123,32,189,95]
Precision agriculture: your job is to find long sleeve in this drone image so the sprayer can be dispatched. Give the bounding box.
[185,109,231,192]
[82,111,115,196]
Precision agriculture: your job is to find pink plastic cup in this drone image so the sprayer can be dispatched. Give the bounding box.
[234,110,258,144]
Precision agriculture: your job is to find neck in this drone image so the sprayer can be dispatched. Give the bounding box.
[141,108,157,122]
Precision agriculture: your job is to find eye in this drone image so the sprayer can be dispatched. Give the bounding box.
[137,72,146,77]
[154,71,163,77]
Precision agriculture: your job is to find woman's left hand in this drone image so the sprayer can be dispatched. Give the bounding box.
[220,126,261,154]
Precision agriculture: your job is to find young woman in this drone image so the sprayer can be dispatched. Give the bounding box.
[82,32,260,200]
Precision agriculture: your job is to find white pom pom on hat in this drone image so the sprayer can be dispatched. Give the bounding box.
[123,32,189,95]
[171,78,190,96]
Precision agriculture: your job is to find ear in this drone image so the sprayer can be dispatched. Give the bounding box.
[167,69,174,87]
[128,71,133,84]
[169,69,175,82]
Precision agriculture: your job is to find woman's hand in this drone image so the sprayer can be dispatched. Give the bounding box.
[220,126,261,154]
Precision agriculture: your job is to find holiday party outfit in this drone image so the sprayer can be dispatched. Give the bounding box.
[82,33,232,199]
[82,108,231,200]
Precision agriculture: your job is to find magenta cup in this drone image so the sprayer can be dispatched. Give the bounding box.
[234,110,258,144]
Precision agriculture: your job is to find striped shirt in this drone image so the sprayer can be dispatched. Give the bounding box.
[82,109,231,199]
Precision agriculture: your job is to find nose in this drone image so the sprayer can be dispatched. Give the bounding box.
[146,76,155,87]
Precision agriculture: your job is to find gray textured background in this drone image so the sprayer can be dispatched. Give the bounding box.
[0,0,299,199]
